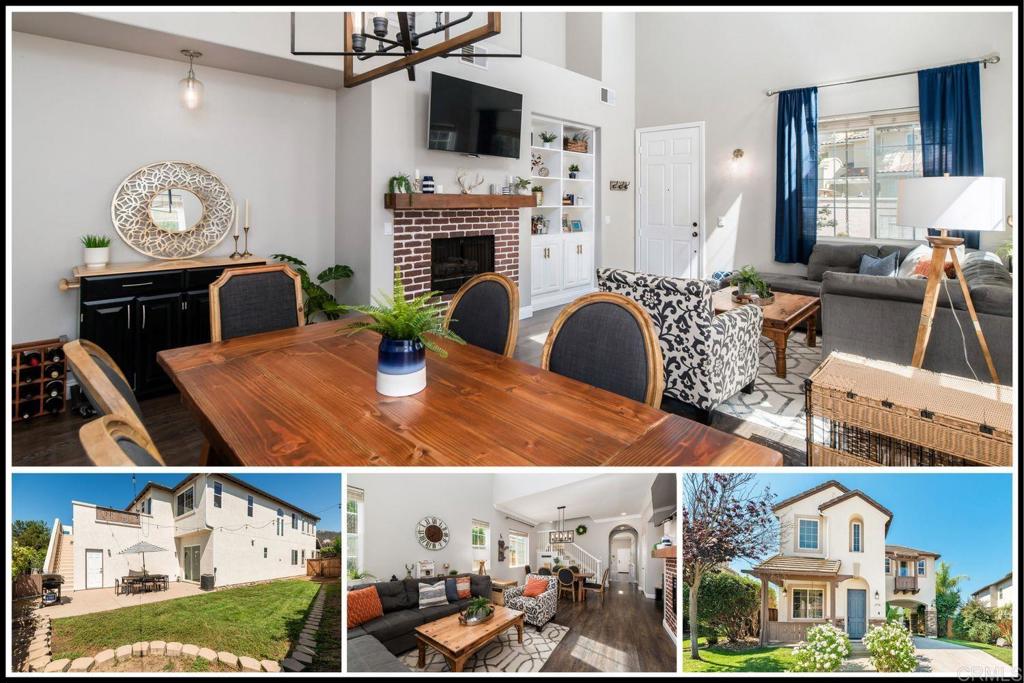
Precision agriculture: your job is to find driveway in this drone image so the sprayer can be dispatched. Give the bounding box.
[912,637,1015,676]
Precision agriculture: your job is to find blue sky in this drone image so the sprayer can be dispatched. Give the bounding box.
[11,473,342,532]
[726,473,1012,599]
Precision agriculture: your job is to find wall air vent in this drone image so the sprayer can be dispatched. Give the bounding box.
[460,44,488,69]
[601,86,616,106]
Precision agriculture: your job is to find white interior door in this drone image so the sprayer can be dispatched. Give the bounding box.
[85,549,103,589]
[616,548,630,573]
[638,125,702,278]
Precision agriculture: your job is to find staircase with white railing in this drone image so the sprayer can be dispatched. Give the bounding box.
[539,541,602,580]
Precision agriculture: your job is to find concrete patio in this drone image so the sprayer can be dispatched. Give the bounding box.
[20,582,207,619]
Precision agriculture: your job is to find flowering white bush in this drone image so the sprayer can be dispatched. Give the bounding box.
[863,620,917,672]
[787,622,851,672]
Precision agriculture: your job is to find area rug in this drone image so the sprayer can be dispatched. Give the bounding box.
[713,332,822,456]
[400,622,569,673]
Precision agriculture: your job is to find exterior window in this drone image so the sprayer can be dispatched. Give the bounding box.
[792,589,824,619]
[263,547,267,559]
[899,560,910,577]
[247,495,254,517]
[917,559,926,576]
[885,557,891,574]
[301,549,305,563]
[851,522,862,552]
[347,487,364,576]
[817,113,925,241]
[291,549,298,566]
[471,520,490,550]
[145,498,152,515]
[213,481,222,508]
[507,531,529,569]
[292,513,297,530]
[277,509,284,536]
[798,519,819,550]
[176,486,194,516]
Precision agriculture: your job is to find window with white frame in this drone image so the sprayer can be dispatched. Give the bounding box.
[792,588,825,619]
[213,481,222,508]
[263,547,267,559]
[247,495,254,518]
[817,110,926,242]
[291,549,298,566]
[917,559,926,576]
[176,486,194,516]
[885,557,891,574]
[851,521,862,553]
[277,509,284,536]
[798,519,819,550]
[347,486,365,576]
[507,530,529,568]
[292,512,298,530]
[471,520,490,550]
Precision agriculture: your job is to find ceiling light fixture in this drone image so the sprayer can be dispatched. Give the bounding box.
[179,50,204,110]
[549,505,574,546]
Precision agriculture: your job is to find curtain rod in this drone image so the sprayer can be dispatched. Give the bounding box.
[766,54,1000,97]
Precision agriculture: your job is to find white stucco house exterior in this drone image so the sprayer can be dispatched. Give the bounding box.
[972,572,1013,609]
[46,473,320,591]
[748,480,940,644]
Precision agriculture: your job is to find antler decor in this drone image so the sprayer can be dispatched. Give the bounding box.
[456,169,485,194]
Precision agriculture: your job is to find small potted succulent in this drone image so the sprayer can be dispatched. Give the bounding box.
[337,266,465,397]
[532,185,544,207]
[512,176,531,195]
[568,164,581,180]
[459,596,494,626]
[81,234,112,270]
[539,131,558,149]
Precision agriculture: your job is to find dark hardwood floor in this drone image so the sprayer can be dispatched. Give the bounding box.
[542,580,675,673]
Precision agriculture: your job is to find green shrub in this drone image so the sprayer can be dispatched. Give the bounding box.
[697,572,761,642]
[955,599,1003,644]
[862,621,917,672]
[788,622,850,672]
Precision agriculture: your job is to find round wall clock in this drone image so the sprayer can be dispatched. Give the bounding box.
[415,516,450,550]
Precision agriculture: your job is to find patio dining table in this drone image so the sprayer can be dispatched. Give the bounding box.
[121,574,169,594]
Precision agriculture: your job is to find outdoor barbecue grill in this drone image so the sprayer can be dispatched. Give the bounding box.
[40,573,63,607]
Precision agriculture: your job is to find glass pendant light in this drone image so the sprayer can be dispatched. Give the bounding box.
[179,50,204,110]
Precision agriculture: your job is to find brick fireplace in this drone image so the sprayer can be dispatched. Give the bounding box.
[392,208,520,299]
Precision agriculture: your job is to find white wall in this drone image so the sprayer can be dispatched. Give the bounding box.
[635,11,1016,276]
[11,31,336,343]
[72,501,178,589]
[565,13,603,81]
[521,12,566,69]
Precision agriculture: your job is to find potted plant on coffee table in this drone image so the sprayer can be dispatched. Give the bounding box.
[731,265,773,304]
[459,596,495,625]
[336,266,465,397]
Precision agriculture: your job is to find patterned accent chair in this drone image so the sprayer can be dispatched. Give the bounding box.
[503,574,558,630]
[597,268,763,422]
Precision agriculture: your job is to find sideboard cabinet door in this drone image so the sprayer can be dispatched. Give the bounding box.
[134,293,183,397]
[80,298,134,380]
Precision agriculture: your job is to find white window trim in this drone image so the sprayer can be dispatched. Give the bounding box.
[917,559,927,577]
[247,495,254,518]
[213,481,223,509]
[508,530,529,569]
[175,485,195,519]
[346,486,365,575]
[796,517,820,553]
[471,519,490,551]
[885,557,891,574]
[850,521,863,553]
[791,587,826,621]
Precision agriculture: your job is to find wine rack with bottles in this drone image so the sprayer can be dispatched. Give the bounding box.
[12,337,68,422]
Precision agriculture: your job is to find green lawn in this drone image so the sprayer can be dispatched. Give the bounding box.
[938,638,1014,667]
[683,638,795,672]
[310,581,341,672]
[51,579,320,661]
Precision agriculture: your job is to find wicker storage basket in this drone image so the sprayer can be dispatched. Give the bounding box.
[805,352,1012,467]
[564,139,589,153]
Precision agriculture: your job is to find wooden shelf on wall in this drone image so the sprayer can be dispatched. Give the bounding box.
[651,546,678,559]
[385,193,537,210]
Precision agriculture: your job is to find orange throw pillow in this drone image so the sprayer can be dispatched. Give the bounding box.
[523,578,548,598]
[456,576,471,599]
[911,258,933,278]
[347,586,383,628]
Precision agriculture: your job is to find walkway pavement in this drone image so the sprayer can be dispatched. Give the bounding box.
[22,582,206,619]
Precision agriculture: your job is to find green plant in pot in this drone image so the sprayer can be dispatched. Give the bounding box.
[388,173,413,194]
[531,185,544,206]
[338,266,464,397]
[512,176,531,195]
[567,164,580,179]
[732,265,772,299]
[271,254,353,323]
[81,234,112,270]
[347,568,376,584]
[462,596,493,624]
[539,131,558,148]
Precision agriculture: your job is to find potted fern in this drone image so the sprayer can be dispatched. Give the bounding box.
[81,234,112,269]
[539,131,558,149]
[459,596,494,626]
[339,267,464,396]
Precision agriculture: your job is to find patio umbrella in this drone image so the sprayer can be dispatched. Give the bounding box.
[118,541,168,574]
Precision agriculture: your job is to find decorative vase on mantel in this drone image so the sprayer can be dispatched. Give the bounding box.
[376,337,426,397]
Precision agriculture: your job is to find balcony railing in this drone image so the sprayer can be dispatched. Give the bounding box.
[894,575,919,592]
[95,506,140,526]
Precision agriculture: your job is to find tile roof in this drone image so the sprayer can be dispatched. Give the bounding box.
[971,572,1013,596]
[751,555,842,575]
[771,480,849,512]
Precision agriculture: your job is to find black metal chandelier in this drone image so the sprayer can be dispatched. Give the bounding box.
[549,506,574,546]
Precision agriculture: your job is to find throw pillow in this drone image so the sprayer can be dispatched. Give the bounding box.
[897,244,931,279]
[523,578,548,598]
[858,251,898,277]
[456,576,471,599]
[347,586,383,628]
[418,581,448,609]
[444,577,459,603]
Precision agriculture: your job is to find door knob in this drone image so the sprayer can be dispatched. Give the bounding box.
[692,222,698,227]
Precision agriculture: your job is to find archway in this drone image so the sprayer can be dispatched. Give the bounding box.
[608,524,639,584]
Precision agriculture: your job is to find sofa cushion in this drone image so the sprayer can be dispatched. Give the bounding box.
[348,586,384,628]
[444,578,459,603]
[347,625,368,640]
[418,581,448,608]
[858,251,898,277]
[758,273,823,298]
[347,634,410,673]
[418,602,466,622]
[960,252,1012,288]
[470,574,491,598]
[807,242,879,281]
[967,285,1012,317]
[375,580,414,613]
[361,610,426,643]
[456,576,471,599]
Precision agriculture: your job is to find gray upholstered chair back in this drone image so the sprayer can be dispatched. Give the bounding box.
[213,266,301,341]
[116,436,163,466]
[568,565,580,573]
[538,567,552,576]
[445,274,518,357]
[85,349,143,420]
[543,294,662,407]
[557,567,574,586]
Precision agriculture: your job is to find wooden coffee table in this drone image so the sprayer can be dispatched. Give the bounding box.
[713,287,820,379]
[415,605,525,672]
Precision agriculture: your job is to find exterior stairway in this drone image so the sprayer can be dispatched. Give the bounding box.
[55,533,74,591]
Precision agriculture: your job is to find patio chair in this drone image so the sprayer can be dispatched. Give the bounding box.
[209,263,304,341]
[443,272,520,357]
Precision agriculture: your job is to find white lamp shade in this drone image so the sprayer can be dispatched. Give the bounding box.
[897,176,1005,232]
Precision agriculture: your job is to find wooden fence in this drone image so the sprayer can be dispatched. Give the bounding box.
[12,574,42,600]
[306,557,340,578]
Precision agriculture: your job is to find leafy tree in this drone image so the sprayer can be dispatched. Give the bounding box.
[12,520,50,552]
[320,537,341,559]
[955,599,1005,644]
[696,571,762,642]
[12,542,38,578]
[683,473,778,661]
[270,254,353,323]
[934,561,968,634]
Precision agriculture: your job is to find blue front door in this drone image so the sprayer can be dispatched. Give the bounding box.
[847,589,867,639]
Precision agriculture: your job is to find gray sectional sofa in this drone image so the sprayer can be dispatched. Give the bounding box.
[347,574,493,672]
[755,241,1012,385]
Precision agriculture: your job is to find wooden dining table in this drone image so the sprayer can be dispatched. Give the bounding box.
[156,318,783,467]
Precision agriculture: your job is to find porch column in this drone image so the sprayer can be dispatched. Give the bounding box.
[829,581,837,626]
[925,609,938,638]
[759,577,769,647]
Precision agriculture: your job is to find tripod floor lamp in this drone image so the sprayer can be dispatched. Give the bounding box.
[896,175,1006,384]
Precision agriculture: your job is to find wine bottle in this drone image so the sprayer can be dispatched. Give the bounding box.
[44,396,64,414]
[19,366,41,384]
[46,346,65,363]
[21,351,42,367]
[44,362,64,379]
[44,380,64,399]
[21,384,41,401]
[18,401,36,420]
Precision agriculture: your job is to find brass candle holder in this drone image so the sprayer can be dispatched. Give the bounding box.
[241,225,253,258]
[229,234,242,259]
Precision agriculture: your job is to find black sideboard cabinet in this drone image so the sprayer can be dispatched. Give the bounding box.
[78,261,265,399]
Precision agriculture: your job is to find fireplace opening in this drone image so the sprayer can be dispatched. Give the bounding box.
[431,235,495,294]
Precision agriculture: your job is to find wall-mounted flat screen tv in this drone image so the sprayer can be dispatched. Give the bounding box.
[428,72,522,159]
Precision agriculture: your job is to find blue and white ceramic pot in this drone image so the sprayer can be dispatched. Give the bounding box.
[376,337,426,396]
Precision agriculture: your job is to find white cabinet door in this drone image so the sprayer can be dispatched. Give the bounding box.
[86,549,103,589]
[531,240,562,295]
[564,234,595,289]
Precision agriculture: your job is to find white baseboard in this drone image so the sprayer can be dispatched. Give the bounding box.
[644,591,656,600]
[531,285,597,312]
[518,305,533,320]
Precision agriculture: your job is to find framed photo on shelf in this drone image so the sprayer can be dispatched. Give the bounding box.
[570,219,584,232]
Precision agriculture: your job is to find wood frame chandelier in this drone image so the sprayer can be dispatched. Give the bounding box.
[290,12,522,88]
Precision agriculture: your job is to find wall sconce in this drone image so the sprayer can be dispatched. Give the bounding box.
[732,149,745,161]
[179,49,204,110]
[874,591,880,601]
[729,148,747,177]
[781,586,787,596]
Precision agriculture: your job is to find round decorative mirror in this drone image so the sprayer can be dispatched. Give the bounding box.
[111,161,235,260]
[148,187,205,233]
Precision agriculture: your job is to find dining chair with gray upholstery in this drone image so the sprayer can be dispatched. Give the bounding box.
[209,264,304,342]
[557,567,577,602]
[443,272,519,357]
